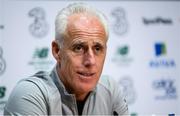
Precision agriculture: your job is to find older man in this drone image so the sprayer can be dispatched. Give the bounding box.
[4,3,128,115]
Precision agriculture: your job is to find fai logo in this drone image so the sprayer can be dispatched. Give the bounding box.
[28,7,49,38]
[28,47,54,71]
[153,79,177,99]
[0,47,6,76]
[119,77,136,105]
[111,7,128,36]
[112,45,133,66]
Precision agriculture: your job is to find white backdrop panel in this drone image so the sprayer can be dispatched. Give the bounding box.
[0,0,180,115]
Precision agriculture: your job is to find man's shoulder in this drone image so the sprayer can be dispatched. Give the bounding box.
[4,71,60,115]
[17,71,58,95]
[24,71,50,83]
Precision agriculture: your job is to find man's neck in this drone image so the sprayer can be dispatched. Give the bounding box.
[75,92,90,101]
[56,65,90,101]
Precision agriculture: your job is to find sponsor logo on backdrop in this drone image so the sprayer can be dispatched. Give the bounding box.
[0,86,6,110]
[168,114,175,116]
[149,42,176,68]
[131,112,138,116]
[152,78,177,100]
[111,7,128,36]
[118,76,136,105]
[0,86,6,99]
[0,47,6,76]
[143,17,173,25]
[28,7,49,38]
[112,45,133,66]
[0,25,4,30]
[154,42,166,56]
[28,47,54,71]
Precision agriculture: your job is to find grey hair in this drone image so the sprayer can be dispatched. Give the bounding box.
[55,3,109,47]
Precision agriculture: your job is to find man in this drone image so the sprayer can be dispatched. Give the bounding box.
[4,3,129,115]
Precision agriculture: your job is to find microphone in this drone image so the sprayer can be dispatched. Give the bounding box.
[113,111,118,116]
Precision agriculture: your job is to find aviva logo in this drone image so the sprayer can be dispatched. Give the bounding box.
[149,42,176,68]
[155,43,166,56]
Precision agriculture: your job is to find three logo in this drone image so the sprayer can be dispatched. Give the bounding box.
[111,7,128,36]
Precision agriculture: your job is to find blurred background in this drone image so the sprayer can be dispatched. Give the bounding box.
[0,0,180,115]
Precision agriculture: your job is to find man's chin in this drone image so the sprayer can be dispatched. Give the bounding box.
[77,84,95,93]
[74,87,94,101]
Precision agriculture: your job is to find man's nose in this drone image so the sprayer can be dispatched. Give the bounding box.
[83,49,96,67]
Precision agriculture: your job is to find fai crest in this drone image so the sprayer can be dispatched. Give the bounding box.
[119,77,136,105]
[0,47,6,76]
[28,7,49,38]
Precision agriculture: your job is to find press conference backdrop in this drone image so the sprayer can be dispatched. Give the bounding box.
[0,0,180,115]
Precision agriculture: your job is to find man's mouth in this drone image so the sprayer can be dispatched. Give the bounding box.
[77,72,95,78]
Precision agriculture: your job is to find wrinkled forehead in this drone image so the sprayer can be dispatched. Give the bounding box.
[67,13,105,33]
[61,13,107,47]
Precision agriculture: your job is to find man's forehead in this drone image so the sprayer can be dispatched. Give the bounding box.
[67,13,103,30]
[68,13,97,21]
[64,13,107,45]
[71,38,105,44]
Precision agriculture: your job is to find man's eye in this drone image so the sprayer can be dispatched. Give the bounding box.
[95,46,100,51]
[94,45,103,52]
[73,45,84,53]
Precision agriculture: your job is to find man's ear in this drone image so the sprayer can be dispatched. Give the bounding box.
[52,40,61,62]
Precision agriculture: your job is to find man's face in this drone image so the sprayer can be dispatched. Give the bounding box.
[58,13,107,99]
